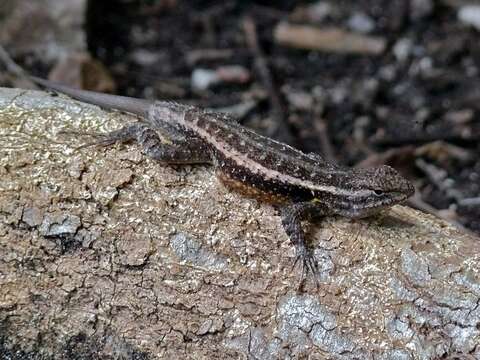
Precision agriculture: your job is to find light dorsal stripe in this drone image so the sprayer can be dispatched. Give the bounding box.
[203,111,344,175]
[176,115,370,198]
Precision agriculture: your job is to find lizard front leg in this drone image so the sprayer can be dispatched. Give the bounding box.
[280,202,331,283]
[77,123,212,164]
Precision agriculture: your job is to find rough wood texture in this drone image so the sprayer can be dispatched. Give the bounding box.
[1,88,479,359]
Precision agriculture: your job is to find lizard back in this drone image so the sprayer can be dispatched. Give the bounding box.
[149,101,349,203]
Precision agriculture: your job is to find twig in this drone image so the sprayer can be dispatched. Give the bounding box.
[0,45,37,87]
[274,23,386,55]
[243,17,294,145]
[312,103,336,163]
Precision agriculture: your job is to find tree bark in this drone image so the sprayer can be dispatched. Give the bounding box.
[1,88,479,359]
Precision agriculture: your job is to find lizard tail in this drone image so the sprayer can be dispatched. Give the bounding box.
[31,76,153,117]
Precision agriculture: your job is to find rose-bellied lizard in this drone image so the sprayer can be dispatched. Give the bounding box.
[31,76,414,283]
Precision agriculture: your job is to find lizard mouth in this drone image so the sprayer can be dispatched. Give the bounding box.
[379,191,411,208]
[344,191,411,219]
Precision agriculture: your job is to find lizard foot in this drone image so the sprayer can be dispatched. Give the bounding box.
[292,245,319,289]
[59,125,141,151]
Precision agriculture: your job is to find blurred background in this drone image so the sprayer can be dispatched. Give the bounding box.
[1,0,479,234]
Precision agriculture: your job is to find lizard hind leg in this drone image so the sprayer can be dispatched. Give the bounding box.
[73,122,213,164]
[69,123,144,150]
[136,124,213,164]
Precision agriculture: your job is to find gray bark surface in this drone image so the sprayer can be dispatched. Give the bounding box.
[0,88,479,359]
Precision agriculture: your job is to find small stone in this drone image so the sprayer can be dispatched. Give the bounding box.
[307,2,332,23]
[192,69,219,91]
[191,66,250,91]
[458,5,480,30]
[130,49,162,66]
[347,12,375,34]
[393,38,413,62]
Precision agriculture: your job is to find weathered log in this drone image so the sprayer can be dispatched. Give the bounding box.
[1,88,479,359]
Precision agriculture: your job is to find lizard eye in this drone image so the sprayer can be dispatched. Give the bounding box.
[374,190,384,196]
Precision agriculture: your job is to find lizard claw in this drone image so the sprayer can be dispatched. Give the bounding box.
[74,136,117,151]
[58,129,117,151]
[293,246,320,288]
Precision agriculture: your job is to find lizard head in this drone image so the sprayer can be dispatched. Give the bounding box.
[330,165,414,218]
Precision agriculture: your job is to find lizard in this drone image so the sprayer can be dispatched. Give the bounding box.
[31,76,415,282]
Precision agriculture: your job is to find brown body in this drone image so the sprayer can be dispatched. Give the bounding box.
[149,101,414,218]
[31,77,415,281]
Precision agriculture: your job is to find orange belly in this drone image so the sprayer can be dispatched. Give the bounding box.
[216,172,290,204]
